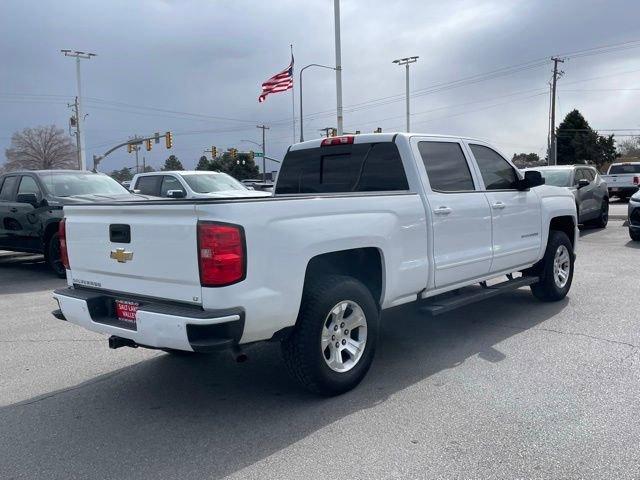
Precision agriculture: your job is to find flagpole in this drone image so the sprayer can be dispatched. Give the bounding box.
[290,44,296,144]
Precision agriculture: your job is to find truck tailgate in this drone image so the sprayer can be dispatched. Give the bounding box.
[64,204,202,304]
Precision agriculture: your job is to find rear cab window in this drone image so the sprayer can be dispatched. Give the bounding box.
[609,164,640,174]
[275,141,409,194]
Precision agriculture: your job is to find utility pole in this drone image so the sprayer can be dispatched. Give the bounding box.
[61,50,96,170]
[393,56,419,132]
[549,56,565,166]
[67,97,81,169]
[333,0,344,135]
[257,124,270,182]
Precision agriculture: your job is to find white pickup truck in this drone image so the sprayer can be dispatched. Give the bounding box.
[52,133,578,395]
[601,162,640,200]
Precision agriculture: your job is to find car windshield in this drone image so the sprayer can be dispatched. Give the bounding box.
[39,172,128,197]
[182,173,247,193]
[536,169,572,187]
[609,164,640,174]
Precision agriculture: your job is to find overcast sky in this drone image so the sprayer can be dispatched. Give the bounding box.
[1,0,639,173]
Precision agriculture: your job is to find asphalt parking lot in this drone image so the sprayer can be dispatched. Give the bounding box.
[1,221,638,479]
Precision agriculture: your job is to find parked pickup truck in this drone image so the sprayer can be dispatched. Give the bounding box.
[601,162,640,200]
[52,133,578,395]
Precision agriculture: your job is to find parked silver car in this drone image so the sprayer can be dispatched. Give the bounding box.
[523,165,609,228]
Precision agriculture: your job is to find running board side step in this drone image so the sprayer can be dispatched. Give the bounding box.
[419,276,539,316]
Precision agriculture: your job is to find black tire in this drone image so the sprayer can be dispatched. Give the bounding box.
[591,199,609,229]
[630,228,640,242]
[281,274,379,396]
[45,233,67,278]
[530,230,574,302]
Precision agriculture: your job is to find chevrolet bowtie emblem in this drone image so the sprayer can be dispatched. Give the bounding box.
[110,248,133,263]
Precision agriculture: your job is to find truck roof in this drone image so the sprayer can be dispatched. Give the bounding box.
[134,170,228,177]
[2,169,97,176]
[289,132,488,151]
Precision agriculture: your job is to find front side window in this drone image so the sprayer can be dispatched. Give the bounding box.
[275,142,409,194]
[18,176,41,196]
[160,176,185,197]
[0,176,19,201]
[470,144,519,190]
[418,141,475,192]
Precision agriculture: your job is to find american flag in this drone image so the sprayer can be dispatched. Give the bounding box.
[258,56,294,103]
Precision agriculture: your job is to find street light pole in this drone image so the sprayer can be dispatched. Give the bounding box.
[333,0,344,135]
[299,64,337,142]
[257,125,270,182]
[392,56,419,132]
[61,50,96,170]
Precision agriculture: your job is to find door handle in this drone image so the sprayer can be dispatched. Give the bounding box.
[9,207,18,213]
[491,202,506,210]
[433,206,452,215]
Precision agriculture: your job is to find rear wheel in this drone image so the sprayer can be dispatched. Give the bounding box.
[591,199,609,228]
[531,230,574,302]
[45,233,66,278]
[281,274,379,396]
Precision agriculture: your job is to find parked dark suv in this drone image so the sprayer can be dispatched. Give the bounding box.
[0,170,130,276]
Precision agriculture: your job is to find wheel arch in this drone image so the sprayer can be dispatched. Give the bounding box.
[303,247,385,308]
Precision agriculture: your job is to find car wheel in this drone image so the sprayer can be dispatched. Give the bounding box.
[281,274,379,396]
[630,228,640,242]
[531,230,574,302]
[591,199,609,228]
[46,233,67,278]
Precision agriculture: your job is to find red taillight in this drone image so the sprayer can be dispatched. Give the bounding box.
[321,135,354,146]
[58,219,70,270]
[634,176,639,185]
[197,222,245,287]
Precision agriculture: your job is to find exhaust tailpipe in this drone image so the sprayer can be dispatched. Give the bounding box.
[109,335,138,350]
[232,345,248,363]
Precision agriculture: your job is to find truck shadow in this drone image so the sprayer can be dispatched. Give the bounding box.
[0,252,65,294]
[0,290,567,479]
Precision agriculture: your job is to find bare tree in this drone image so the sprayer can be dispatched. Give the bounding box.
[3,125,78,172]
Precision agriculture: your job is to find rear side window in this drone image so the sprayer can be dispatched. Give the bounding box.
[470,144,519,190]
[418,142,474,192]
[609,164,640,174]
[135,176,161,196]
[0,176,18,200]
[275,142,408,194]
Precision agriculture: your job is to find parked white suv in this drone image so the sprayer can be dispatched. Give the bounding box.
[130,170,271,199]
[53,133,577,395]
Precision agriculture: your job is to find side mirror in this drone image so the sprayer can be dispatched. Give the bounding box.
[16,193,39,206]
[166,189,186,198]
[577,178,590,189]
[519,170,545,190]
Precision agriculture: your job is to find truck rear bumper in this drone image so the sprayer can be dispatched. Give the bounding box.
[608,186,638,196]
[53,287,244,353]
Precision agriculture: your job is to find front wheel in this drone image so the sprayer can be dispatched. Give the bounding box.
[45,233,67,278]
[281,275,379,396]
[630,228,640,242]
[531,230,574,302]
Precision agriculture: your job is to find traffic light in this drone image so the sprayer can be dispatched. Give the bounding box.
[127,143,133,154]
[145,139,152,151]
[249,150,255,161]
[230,148,237,159]
[330,128,337,137]
[374,127,382,133]
[165,131,173,149]
[211,146,217,159]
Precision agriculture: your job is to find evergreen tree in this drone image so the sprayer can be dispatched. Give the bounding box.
[196,155,211,170]
[161,155,184,171]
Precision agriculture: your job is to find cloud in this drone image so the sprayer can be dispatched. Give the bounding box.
[1,0,639,171]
